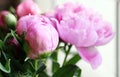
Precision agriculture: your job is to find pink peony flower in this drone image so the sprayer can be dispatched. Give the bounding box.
[16,0,40,17]
[49,2,114,69]
[16,15,59,59]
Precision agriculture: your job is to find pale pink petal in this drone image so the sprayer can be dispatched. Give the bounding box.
[49,18,59,30]
[76,46,102,69]
[95,22,115,46]
[57,14,98,47]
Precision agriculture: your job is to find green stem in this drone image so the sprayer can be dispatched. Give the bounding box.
[62,44,72,66]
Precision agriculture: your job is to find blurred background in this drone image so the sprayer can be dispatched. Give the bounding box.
[0,0,21,10]
[0,0,118,77]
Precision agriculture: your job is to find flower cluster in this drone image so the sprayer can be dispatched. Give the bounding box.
[0,0,114,77]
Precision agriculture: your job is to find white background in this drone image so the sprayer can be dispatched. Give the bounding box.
[35,0,117,77]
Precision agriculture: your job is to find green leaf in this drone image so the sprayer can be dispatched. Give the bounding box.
[0,71,3,77]
[0,59,11,73]
[11,30,18,40]
[52,61,60,73]
[38,71,49,77]
[3,33,12,43]
[50,51,58,61]
[10,30,22,45]
[23,41,30,55]
[9,7,15,14]
[74,68,81,77]
[36,62,46,74]
[39,52,51,59]
[1,51,7,60]
[50,50,60,73]
[66,54,81,65]
[0,40,5,50]
[52,64,81,77]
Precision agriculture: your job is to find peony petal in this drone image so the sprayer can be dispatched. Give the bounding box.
[95,23,115,46]
[49,18,59,30]
[76,46,102,69]
[57,15,98,47]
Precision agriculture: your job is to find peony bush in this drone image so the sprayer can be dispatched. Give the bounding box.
[0,0,114,77]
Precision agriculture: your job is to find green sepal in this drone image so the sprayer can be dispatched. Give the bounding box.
[0,40,5,50]
[38,52,51,59]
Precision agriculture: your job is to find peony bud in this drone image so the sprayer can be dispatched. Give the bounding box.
[0,11,17,29]
[16,0,40,17]
[16,15,59,59]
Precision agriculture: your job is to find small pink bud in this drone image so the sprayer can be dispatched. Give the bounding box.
[0,11,17,29]
[0,11,9,29]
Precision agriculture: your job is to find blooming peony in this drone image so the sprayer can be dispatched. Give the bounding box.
[16,0,40,17]
[48,2,114,69]
[16,15,59,59]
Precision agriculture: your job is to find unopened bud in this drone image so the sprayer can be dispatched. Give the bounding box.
[4,12,17,29]
[0,11,17,30]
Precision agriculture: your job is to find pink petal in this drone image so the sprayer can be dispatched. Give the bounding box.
[49,18,59,30]
[57,15,98,47]
[95,23,115,46]
[76,46,102,69]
